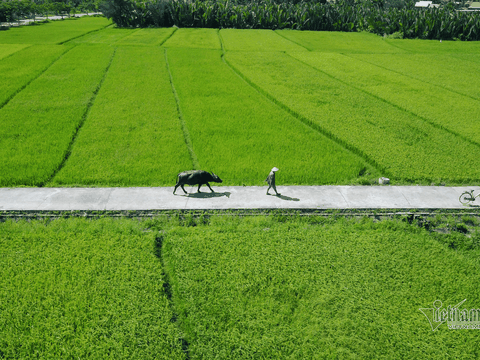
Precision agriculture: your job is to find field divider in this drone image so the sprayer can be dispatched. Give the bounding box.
[291,52,480,151]
[274,30,310,51]
[0,44,33,62]
[217,29,224,53]
[154,233,191,358]
[0,45,73,112]
[164,48,200,170]
[159,27,178,46]
[218,50,386,178]
[342,52,480,103]
[42,48,118,187]
[59,21,113,45]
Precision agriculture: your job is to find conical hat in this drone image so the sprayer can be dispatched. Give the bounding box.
[271,167,279,172]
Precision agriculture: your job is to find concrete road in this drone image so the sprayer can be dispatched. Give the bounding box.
[1,186,479,211]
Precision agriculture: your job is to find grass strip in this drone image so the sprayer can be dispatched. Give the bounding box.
[0,44,114,187]
[0,218,185,359]
[0,44,30,60]
[51,47,193,186]
[0,45,68,109]
[117,27,177,46]
[384,38,480,54]
[166,48,369,186]
[348,53,480,101]
[0,17,111,44]
[276,29,403,53]
[226,51,480,183]
[291,51,480,146]
[69,26,135,44]
[44,49,117,186]
[163,28,221,49]
[163,216,480,359]
[165,48,200,171]
[220,28,306,52]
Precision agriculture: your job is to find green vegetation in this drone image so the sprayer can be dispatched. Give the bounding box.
[166,48,368,185]
[163,215,480,358]
[0,43,30,60]
[163,28,220,49]
[69,26,133,44]
[0,44,113,186]
[384,38,480,54]
[0,45,67,107]
[225,51,480,182]
[1,17,480,186]
[0,218,185,359]
[349,53,480,101]
[0,16,110,44]
[220,29,305,52]
[116,27,176,46]
[291,51,480,146]
[0,0,100,23]
[51,46,192,186]
[276,29,403,53]
[101,0,480,40]
[4,214,478,358]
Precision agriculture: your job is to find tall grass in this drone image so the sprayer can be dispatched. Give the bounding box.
[0,45,114,186]
[225,51,480,182]
[166,48,369,185]
[0,218,185,359]
[51,46,193,186]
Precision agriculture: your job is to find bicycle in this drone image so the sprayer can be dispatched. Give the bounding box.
[459,190,480,206]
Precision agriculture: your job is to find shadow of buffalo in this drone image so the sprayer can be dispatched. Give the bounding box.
[184,192,231,199]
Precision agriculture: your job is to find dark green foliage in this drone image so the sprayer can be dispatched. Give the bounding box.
[0,0,101,23]
[99,0,480,40]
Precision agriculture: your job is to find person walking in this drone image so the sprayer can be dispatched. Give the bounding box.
[266,167,280,196]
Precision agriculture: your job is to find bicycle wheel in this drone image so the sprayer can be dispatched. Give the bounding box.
[459,192,474,206]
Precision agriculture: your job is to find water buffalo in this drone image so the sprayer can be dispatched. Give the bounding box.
[174,170,223,194]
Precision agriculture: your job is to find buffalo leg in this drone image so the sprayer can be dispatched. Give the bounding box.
[181,185,187,194]
[206,183,214,192]
[197,184,202,193]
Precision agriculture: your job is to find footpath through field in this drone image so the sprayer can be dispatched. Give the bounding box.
[1,186,479,211]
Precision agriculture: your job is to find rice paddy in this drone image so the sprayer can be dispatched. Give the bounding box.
[0,44,114,186]
[0,17,479,187]
[1,214,480,358]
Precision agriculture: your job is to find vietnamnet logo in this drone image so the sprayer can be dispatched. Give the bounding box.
[419,299,480,331]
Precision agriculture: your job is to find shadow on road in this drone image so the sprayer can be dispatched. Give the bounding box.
[269,194,300,201]
[185,192,231,199]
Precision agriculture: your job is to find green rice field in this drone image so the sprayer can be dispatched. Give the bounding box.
[1,215,480,358]
[1,17,480,187]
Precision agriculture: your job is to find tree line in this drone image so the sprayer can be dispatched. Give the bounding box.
[0,0,99,23]
[99,0,480,40]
